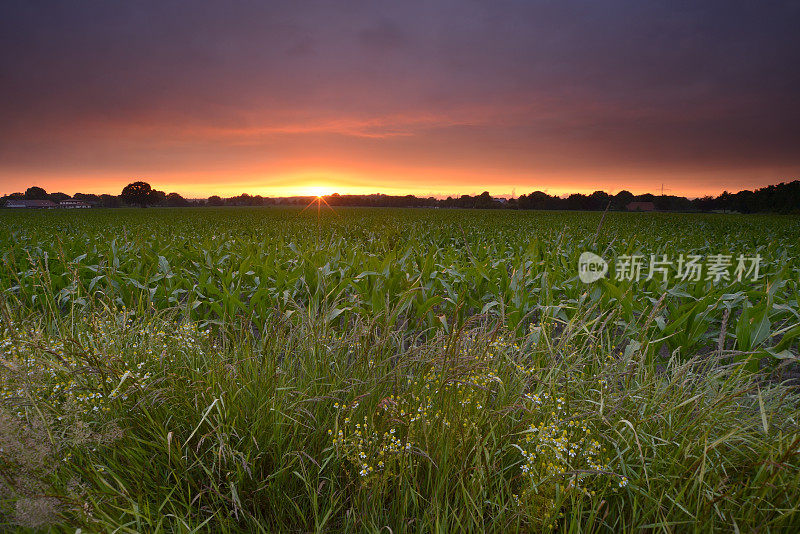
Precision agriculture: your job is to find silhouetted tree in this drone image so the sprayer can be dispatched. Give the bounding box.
[74,193,101,204]
[121,181,155,207]
[49,192,70,202]
[166,192,190,207]
[150,189,167,206]
[25,186,48,200]
[100,194,121,208]
[613,190,635,210]
[588,191,611,210]
[566,193,588,210]
[207,195,224,206]
[475,191,495,208]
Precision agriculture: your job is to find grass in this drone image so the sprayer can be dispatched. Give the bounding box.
[1,207,799,531]
[1,303,798,532]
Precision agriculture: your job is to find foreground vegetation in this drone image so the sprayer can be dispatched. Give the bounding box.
[1,207,799,531]
[3,207,800,368]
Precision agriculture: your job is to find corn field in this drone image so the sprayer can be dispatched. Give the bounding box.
[1,207,799,531]
[2,207,799,367]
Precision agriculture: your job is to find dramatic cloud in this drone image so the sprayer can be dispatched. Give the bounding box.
[1,0,799,197]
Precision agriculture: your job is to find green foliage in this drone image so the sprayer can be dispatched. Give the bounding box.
[1,207,798,367]
[0,308,798,531]
[0,207,798,531]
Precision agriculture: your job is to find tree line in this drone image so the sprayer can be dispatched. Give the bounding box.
[3,179,799,213]
[1,183,193,208]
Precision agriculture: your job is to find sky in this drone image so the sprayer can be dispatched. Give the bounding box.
[1,0,799,198]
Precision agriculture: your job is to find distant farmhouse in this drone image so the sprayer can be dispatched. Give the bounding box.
[59,199,91,209]
[626,201,656,212]
[5,199,58,209]
[3,199,92,209]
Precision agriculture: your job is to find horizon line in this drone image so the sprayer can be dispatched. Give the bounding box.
[4,179,799,202]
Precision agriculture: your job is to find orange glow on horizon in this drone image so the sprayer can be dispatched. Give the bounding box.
[300,184,336,198]
[2,105,796,200]
[1,165,797,200]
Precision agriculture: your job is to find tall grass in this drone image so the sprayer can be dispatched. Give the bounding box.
[1,208,798,531]
[1,300,798,532]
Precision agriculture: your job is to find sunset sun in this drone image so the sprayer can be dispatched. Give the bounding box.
[304,185,334,197]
